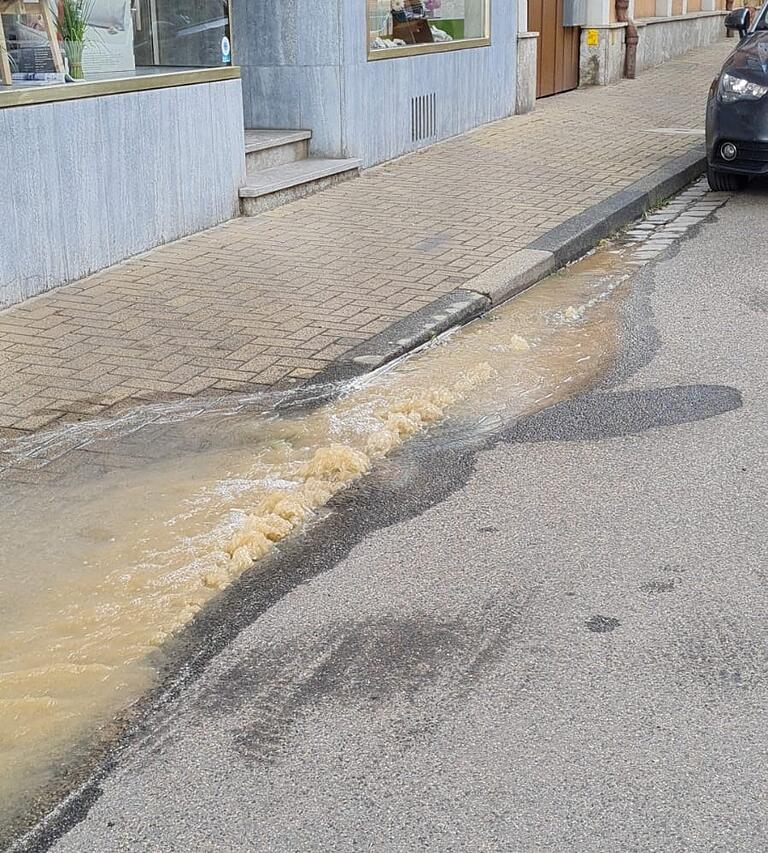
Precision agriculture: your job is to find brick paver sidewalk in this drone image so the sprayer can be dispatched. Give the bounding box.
[0,41,729,443]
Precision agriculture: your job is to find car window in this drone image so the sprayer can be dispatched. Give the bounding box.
[753,5,768,29]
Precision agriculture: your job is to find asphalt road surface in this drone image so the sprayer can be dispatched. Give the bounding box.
[37,186,768,852]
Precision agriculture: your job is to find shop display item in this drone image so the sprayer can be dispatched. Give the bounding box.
[369,0,487,55]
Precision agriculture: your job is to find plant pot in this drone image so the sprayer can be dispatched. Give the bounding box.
[63,41,85,80]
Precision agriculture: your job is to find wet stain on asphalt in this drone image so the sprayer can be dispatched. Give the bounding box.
[640,579,677,593]
[585,615,621,633]
[203,602,524,764]
[740,285,768,314]
[672,615,768,692]
[500,385,742,444]
[228,616,472,762]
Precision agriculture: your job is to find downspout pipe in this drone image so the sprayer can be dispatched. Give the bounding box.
[615,0,638,79]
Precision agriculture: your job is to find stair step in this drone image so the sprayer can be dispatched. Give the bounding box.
[244,129,313,173]
[239,158,360,196]
[244,129,312,154]
[239,158,361,216]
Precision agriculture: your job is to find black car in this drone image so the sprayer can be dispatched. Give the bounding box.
[706,4,768,190]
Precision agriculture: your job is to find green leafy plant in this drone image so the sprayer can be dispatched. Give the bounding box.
[56,0,96,44]
[56,0,97,79]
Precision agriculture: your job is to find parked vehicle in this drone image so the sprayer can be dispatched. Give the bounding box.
[706,3,768,191]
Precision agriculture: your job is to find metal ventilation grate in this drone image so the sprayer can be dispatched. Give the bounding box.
[411,93,437,143]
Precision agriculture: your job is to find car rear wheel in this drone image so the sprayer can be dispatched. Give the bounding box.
[707,167,748,192]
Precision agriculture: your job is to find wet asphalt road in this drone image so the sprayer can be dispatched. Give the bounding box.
[41,188,768,852]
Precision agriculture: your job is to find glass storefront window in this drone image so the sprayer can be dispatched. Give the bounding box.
[1,0,231,87]
[367,0,489,58]
[133,0,231,68]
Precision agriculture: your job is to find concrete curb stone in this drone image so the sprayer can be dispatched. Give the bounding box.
[528,144,708,265]
[466,248,556,306]
[308,289,490,384]
[312,144,707,386]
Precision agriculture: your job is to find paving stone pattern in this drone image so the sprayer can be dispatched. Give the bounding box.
[0,42,729,444]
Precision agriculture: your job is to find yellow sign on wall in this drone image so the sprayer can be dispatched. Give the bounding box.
[586,28,599,46]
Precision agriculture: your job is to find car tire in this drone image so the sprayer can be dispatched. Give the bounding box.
[707,167,748,192]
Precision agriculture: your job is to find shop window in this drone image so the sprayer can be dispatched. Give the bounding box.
[132,0,230,68]
[1,0,231,86]
[368,0,490,58]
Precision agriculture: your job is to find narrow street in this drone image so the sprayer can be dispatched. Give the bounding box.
[20,181,766,852]
[3,0,767,847]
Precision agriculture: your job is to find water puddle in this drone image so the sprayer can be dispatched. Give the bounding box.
[0,180,723,838]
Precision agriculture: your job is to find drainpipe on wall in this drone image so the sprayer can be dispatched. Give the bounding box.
[615,0,638,79]
[725,0,735,37]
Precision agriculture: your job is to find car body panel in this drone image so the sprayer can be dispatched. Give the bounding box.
[706,9,768,176]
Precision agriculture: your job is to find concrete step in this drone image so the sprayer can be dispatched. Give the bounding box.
[239,158,361,216]
[244,129,312,174]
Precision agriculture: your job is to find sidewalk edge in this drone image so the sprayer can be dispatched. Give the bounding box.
[309,289,491,384]
[528,145,707,265]
[311,144,706,385]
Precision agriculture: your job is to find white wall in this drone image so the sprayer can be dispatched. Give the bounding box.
[0,79,246,306]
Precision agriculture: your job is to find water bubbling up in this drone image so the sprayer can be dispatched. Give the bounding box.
[0,243,628,837]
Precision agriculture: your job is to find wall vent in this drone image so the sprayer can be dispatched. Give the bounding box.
[410,93,437,144]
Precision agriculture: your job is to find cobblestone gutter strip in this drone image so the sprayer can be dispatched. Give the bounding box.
[528,144,708,266]
[315,144,707,384]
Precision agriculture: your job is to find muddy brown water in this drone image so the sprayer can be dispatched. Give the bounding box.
[0,242,632,835]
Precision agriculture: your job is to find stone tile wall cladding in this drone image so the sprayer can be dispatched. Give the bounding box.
[233,0,518,167]
[0,79,246,306]
[579,10,727,86]
[516,33,538,114]
[637,10,728,69]
[580,24,628,87]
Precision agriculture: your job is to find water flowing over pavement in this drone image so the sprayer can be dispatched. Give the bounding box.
[0,192,639,839]
[4,179,768,851]
[0,43,731,438]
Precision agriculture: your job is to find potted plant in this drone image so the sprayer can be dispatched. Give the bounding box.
[56,0,95,80]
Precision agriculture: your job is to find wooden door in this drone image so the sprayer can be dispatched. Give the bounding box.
[528,0,580,98]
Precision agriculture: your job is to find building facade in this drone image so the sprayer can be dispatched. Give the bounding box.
[1,0,532,304]
[0,2,245,306]
[577,0,730,87]
[232,0,521,167]
[0,0,732,305]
